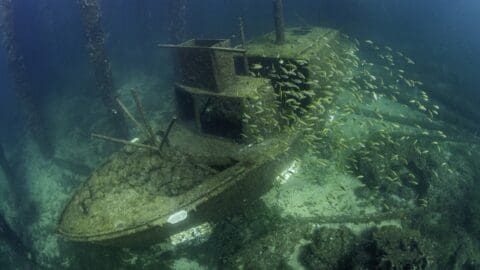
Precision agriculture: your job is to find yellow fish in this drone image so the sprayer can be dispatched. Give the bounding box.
[251,63,263,70]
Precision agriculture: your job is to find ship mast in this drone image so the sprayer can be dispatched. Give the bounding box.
[273,0,286,44]
[168,0,187,43]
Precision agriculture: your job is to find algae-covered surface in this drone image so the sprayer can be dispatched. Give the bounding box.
[246,27,342,60]
[58,146,215,238]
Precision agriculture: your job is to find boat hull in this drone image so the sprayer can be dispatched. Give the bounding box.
[58,132,299,247]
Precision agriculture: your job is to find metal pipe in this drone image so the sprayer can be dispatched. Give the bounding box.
[116,98,143,132]
[131,90,158,146]
[91,133,159,151]
[239,17,250,74]
[159,116,177,151]
[168,0,187,43]
[273,0,286,45]
[158,44,246,53]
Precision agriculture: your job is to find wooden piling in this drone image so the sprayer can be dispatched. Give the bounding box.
[78,0,128,138]
[0,144,38,268]
[0,212,37,268]
[0,144,15,185]
[0,0,54,158]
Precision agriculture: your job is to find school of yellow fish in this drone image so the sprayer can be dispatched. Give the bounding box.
[241,33,453,209]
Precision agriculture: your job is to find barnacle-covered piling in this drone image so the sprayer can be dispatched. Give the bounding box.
[78,0,128,138]
[0,0,54,158]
